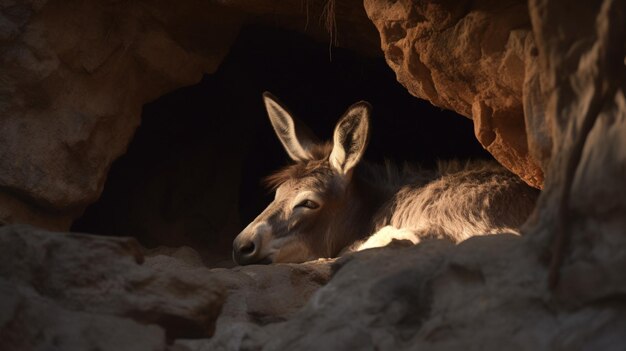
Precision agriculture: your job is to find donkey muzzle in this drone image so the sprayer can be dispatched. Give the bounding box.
[232,225,267,265]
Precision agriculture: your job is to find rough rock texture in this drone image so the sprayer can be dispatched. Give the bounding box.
[182,237,626,350]
[364,0,545,188]
[0,281,166,351]
[0,225,331,350]
[524,0,626,304]
[146,248,332,330]
[0,225,225,342]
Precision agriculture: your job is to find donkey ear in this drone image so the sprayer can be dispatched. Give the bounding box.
[263,92,319,162]
[330,101,371,175]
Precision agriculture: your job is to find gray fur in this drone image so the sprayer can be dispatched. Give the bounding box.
[356,160,538,251]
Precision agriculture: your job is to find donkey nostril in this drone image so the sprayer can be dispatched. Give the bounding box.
[240,241,255,255]
[233,234,262,265]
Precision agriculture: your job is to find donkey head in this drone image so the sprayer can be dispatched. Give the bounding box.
[233,92,371,265]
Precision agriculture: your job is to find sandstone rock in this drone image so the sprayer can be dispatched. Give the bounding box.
[0,225,332,349]
[201,236,626,350]
[145,249,332,330]
[0,225,226,340]
[208,259,332,330]
[364,0,544,188]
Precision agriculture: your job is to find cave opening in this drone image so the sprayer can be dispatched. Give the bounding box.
[71,25,493,266]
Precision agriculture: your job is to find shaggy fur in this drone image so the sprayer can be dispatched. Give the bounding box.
[361,160,539,249]
[262,147,539,257]
[275,155,538,250]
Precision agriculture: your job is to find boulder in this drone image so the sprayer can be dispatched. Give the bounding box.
[0,280,166,351]
[0,225,226,340]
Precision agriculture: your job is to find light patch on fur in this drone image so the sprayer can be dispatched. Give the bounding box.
[372,160,527,243]
[354,225,420,251]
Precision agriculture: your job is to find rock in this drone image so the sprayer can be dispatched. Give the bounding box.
[203,236,626,350]
[364,0,544,188]
[525,0,626,305]
[155,254,333,351]
[0,225,226,340]
[0,225,332,349]
[362,0,625,313]
[0,279,166,351]
[208,259,332,330]
[144,249,332,329]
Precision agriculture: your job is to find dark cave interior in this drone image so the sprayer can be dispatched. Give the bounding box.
[71,25,493,266]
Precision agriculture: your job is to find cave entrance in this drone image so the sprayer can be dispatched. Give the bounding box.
[71,25,493,267]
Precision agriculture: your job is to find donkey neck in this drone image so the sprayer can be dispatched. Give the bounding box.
[350,159,440,234]
[353,160,406,199]
[346,161,400,238]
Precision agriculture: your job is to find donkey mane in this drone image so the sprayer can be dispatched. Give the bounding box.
[262,140,489,195]
[264,143,334,190]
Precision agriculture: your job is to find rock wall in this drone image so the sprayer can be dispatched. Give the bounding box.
[525,0,626,304]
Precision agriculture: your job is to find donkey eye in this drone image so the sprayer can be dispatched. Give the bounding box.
[295,199,320,209]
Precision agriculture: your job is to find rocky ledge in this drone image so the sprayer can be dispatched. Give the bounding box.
[0,225,330,351]
[1,225,624,350]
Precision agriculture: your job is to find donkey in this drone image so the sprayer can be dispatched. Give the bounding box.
[232,93,539,265]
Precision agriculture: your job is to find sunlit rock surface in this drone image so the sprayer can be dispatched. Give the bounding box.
[196,237,626,350]
[364,0,544,188]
